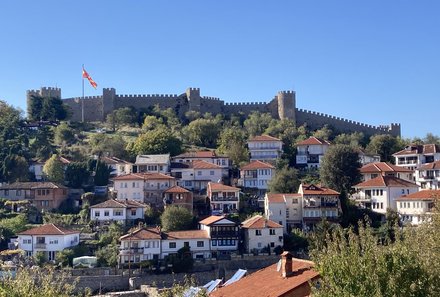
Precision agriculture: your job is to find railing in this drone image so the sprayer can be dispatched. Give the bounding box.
[34,243,46,249]
[119,248,144,254]
[211,231,239,237]
[211,197,238,201]
[397,160,417,165]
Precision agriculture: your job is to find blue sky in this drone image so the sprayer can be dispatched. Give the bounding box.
[0,1,439,138]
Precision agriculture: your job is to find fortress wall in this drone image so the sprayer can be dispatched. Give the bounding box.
[63,97,103,122]
[200,97,224,114]
[296,109,400,137]
[114,94,189,117]
[222,101,271,116]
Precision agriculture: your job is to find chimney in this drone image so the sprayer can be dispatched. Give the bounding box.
[281,251,293,277]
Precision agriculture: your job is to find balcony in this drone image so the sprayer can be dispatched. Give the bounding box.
[34,243,46,249]
[211,231,239,238]
[211,196,238,202]
[120,248,145,255]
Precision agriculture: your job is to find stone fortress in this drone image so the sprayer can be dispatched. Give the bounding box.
[27,87,401,137]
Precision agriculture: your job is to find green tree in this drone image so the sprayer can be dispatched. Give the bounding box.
[106,107,136,130]
[96,244,120,267]
[89,133,127,158]
[54,122,76,145]
[183,118,221,148]
[217,127,249,167]
[268,166,300,193]
[2,154,29,182]
[366,134,405,163]
[244,112,276,137]
[28,95,68,121]
[65,162,90,188]
[142,115,165,131]
[43,154,65,183]
[312,125,333,141]
[424,133,440,145]
[132,127,182,156]
[333,132,366,148]
[160,206,194,231]
[88,160,112,186]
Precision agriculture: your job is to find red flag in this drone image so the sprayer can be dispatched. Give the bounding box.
[82,67,98,89]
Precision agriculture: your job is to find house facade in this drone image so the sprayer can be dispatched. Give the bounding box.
[172,151,231,176]
[295,137,331,169]
[396,190,438,225]
[360,162,414,183]
[264,193,287,232]
[241,215,283,254]
[102,156,133,177]
[238,160,275,196]
[354,176,419,214]
[247,135,283,162]
[393,144,440,171]
[163,185,193,213]
[161,230,211,259]
[207,182,240,215]
[90,199,146,224]
[135,154,170,174]
[416,161,440,189]
[17,224,80,261]
[170,160,224,193]
[199,216,239,257]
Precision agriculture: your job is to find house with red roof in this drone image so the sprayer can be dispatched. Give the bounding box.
[354,176,418,214]
[360,162,414,182]
[393,144,440,171]
[172,150,231,174]
[247,135,283,162]
[295,137,331,169]
[396,189,439,225]
[241,215,283,254]
[90,199,146,225]
[415,160,440,190]
[163,185,193,213]
[199,215,239,257]
[170,160,224,192]
[17,224,80,261]
[238,160,275,196]
[102,156,133,177]
[134,154,170,174]
[112,173,175,207]
[207,182,240,215]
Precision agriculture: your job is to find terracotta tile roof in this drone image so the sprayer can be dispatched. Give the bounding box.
[18,224,79,236]
[120,227,161,241]
[208,182,240,192]
[199,215,226,226]
[112,173,175,181]
[192,160,222,169]
[90,199,146,209]
[163,185,190,193]
[175,151,224,158]
[360,162,413,173]
[249,135,281,142]
[164,230,209,240]
[396,189,440,201]
[210,258,319,297]
[240,160,275,170]
[355,176,418,188]
[241,215,283,229]
[393,144,440,156]
[419,160,440,170]
[0,182,67,190]
[302,184,340,196]
[266,193,286,203]
[296,137,331,146]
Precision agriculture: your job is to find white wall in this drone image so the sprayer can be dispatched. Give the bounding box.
[245,227,283,253]
[91,207,127,222]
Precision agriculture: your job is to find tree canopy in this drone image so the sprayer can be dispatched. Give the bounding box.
[160,206,194,231]
[268,166,300,193]
[131,127,182,156]
[43,154,65,183]
[27,95,68,121]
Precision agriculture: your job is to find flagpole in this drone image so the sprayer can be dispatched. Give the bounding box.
[82,64,85,123]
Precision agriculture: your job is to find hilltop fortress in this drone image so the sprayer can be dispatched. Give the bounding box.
[27,87,401,137]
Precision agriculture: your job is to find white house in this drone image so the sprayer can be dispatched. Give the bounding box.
[161,230,211,259]
[29,156,71,181]
[199,216,239,256]
[17,224,80,261]
[295,137,331,169]
[172,151,231,176]
[396,189,438,225]
[102,156,133,177]
[135,154,170,174]
[358,150,381,165]
[241,215,283,254]
[207,182,240,215]
[393,144,440,171]
[112,173,176,207]
[353,176,419,214]
[247,135,283,162]
[170,160,224,192]
[360,162,414,183]
[264,193,288,232]
[90,199,146,225]
[415,160,440,190]
[239,160,275,196]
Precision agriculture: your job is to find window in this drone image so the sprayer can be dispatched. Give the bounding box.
[197,171,202,176]
[292,198,298,204]
[197,241,204,247]
[269,229,276,235]
[131,209,137,216]
[257,242,262,248]
[402,189,405,194]
[114,210,123,216]
[4,190,8,196]
[270,242,275,247]
[212,240,217,246]
[104,211,109,217]
[210,170,215,176]
[169,242,176,249]
[36,237,45,244]
[16,190,21,196]
[184,241,189,248]
[380,203,384,209]
[255,230,262,236]
[95,211,100,217]
[49,240,59,244]
[23,239,31,244]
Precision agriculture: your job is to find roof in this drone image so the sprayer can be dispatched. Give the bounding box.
[120,227,162,241]
[208,182,240,192]
[354,176,418,188]
[241,160,275,170]
[241,215,282,229]
[174,151,226,158]
[266,193,286,203]
[112,173,175,181]
[393,144,440,156]
[0,182,67,190]
[199,215,227,226]
[18,224,79,236]
[301,184,340,196]
[296,136,331,146]
[90,199,146,209]
[192,160,222,169]
[248,135,281,142]
[419,160,440,170]
[164,230,210,240]
[360,162,413,173]
[102,156,132,165]
[210,258,319,297]
[135,154,170,165]
[163,185,190,193]
[396,189,440,201]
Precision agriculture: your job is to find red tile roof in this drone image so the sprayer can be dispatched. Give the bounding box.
[393,144,440,156]
[192,160,222,169]
[112,173,175,181]
[419,160,440,170]
[360,162,413,173]
[249,135,281,142]
[208,182,239,192]
[163,185,190,193]
[355,176,418,188]
[90,199,146,209]
[175,151,224,158]
[199,215,225,226]
[241,215,282,229]
[396,189,440,201]
[0,182,67,190]
[210,258,319,297]
[165,230,209,239]
[18,224,79,236]
[296,137,331,146]
[241,160,275,170]
[301,184,340,196]
[266,193,286,203]
[120,227,162,241]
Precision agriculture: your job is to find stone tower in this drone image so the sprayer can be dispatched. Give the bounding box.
[26,87,62,117]
[186,87,201,113]
[277,90,296,121]
[102,88,116,121]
